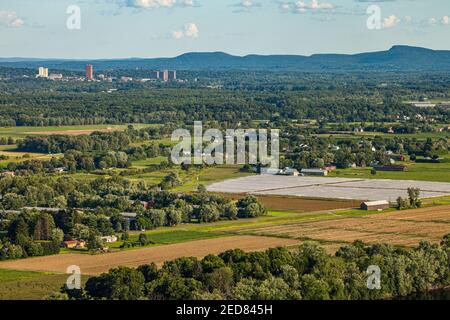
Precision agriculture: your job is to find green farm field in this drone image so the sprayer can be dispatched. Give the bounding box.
[331,158,450,182]
[0,145,61,168]
[0,269,88,300]
[313,131,450,140]
[174,165,254,192]
[107,230,227,250]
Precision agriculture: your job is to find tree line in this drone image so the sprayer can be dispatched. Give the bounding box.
[56,235,450,300]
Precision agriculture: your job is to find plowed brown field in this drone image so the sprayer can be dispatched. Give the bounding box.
[0,236,299,275]
[219,194,360,212]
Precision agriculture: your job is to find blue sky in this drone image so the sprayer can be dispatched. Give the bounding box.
[0,0,449,58]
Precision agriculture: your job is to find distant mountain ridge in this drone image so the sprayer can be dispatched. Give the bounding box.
[1,46,449,72]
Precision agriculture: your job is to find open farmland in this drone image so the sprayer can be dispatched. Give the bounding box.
[0,124,152,138]
[207,175,450,201]
[0,270,89,300]
[218,193,360,213]
[232,205,450,247]
[0,236,299,275]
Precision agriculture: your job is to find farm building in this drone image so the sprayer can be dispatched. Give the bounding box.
[63,240,86,249]
[0,171,16,177]
[301,169,328,176]
[360,200,390,211]
[101,235,118,243]
[372,165,407,172]
[128,200,150,209]
[260,167,281,175]
[278,167,300,176]
[120,212,137,223]
[391,155,406,162]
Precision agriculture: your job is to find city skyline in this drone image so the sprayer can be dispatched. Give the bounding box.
[0,0,449,59]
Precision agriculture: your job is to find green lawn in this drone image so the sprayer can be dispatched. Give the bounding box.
[131,156,168,168]
[126,170,170,185]
[139,230,225,244]
[174,165,254,192]
[313,131,449,141]
[331,160,450,182]
[0,269,89,300]
[0,269,48,283]
[109,230,226,250]
[125,164,253,191]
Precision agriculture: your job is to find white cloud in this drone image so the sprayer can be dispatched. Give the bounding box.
[231,0,262,13]
[172,22,199,39]
[404,16,412,23]
[442,16,449,25]
[184,22,199,38]
[126,0,195,9]
[0,11,24,28]
[428,17,438,26]
[171,30,184,39]
[241,0,254,7]
[281,1,335,14]
[382,15,400,28]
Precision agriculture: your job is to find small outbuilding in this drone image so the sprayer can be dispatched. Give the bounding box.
[301,169,328,176]
[278,167,300,176]
[260,167,282,175]
[101,235,118,243]
[360,200,390,211]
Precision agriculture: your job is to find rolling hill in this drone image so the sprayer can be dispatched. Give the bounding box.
[1,45,449,72]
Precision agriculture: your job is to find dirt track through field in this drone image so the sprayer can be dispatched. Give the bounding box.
[0,236,299,275]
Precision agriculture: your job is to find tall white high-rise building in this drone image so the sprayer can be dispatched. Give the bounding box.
[37,67,49,78]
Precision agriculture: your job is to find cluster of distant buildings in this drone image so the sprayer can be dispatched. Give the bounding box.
[36,65,178,83]
[259,166,337,177]
[408,97,450,109]
[150,70,177,81]
[37,67,64,81]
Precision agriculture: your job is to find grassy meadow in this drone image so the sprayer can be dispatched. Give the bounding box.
[331,155,450,182]
[0,269,89,300]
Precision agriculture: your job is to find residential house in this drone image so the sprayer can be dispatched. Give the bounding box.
[63,240,86,249]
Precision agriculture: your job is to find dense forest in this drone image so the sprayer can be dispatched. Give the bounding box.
[0,167,267,260]
[1,69,449,126]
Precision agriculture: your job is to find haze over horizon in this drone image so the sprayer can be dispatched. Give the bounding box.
[0,0,449,59]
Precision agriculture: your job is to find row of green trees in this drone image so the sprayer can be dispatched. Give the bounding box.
[2,70,449,126]
[135,195,266,229]
[59,235,450,300]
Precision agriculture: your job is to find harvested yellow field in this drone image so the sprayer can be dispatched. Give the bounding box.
[234,205,450,247]
[0,236,299,275]
[26,128,120,136]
